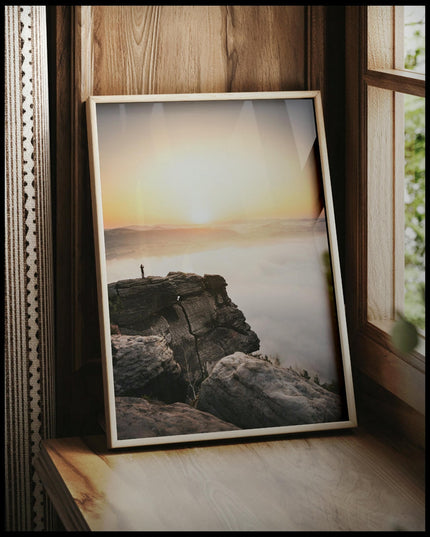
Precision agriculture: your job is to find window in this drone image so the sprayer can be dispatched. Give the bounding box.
[404,93,425,335]
[403,7,425,337]
[404,5,425,74]
[366,6,425,355]
[344,5,425,421]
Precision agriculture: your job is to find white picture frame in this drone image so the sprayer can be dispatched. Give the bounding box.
[86,91,357,449]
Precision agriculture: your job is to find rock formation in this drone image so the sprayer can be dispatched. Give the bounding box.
[112,334,187,403]
[107,271,343,441]
[115,396,240,440]
[196,352,343,428]
[108,272,260,396]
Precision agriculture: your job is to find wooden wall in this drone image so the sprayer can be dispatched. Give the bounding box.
[47,5,343,437]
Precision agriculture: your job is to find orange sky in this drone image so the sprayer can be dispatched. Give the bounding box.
[96,98,321,229]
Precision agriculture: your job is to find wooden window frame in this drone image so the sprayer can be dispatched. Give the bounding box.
[345,6,425,418]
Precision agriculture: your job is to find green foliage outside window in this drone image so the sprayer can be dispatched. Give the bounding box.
[404,94,425,332]
[403,10,425,333]
[404,6,425,73]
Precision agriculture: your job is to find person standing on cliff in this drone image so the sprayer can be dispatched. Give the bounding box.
[140,264,144,278]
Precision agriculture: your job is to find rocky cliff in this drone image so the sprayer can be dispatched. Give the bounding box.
[112,334,187,403]
[115,397,239,440]
[197,352,343,428]
[109,272,260,397]
[108,271,344,441]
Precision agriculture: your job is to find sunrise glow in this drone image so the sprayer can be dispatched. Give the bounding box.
[96,98,320,229]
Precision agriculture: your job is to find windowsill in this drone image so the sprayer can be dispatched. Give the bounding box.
[369,318,425,365]
[352,321,425,417]
[34,430,425,531]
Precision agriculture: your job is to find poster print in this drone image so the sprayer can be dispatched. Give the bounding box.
[87,91,357,448]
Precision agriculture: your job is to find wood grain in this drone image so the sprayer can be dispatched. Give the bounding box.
[367,85,395,321]
[87,5,306,96]
[307,6,326,98]
[353,324,425,415]
[367,6,395,70]
[345,6,368,334]
[36,433,425,532]
[364,68,425,97]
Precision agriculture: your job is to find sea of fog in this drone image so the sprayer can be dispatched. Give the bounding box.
[105,226,341,384]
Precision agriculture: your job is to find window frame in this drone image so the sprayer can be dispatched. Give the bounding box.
[345,6,425,417]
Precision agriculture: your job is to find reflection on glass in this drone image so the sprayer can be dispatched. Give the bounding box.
[98,99,341,383]
[404,5,425,74]
[404,93,425,333]
[95,97,350,441]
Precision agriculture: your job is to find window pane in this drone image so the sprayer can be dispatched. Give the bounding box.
[404,5,425,74]
[404,93,425,332]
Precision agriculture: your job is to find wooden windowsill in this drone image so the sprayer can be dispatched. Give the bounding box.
[351,322,426,420]
[34,430,425,532]
[369,318,426,362]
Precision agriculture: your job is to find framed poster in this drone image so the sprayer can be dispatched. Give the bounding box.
[86,91,357,449]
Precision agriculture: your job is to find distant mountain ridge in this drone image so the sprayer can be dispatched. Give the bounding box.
[104,217,326,260]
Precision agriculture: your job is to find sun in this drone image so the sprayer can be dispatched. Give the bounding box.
[190,206,212,225]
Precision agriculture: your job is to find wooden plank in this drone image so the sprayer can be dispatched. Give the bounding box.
[307,5,326,96]
[367,85,395,321]
[345,6,368,334]
[367,6,394,71]
[37,434,425,532]
[352,324,425,415]
[353,368,425,451]
[34,444,90,531]
[88,5,306,96]
[364,69,425,97]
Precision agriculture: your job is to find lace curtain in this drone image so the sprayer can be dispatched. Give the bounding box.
[4,5,55,531]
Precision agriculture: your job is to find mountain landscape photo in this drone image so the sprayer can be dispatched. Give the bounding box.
[95,97,348,441]
[105,218,347,440]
